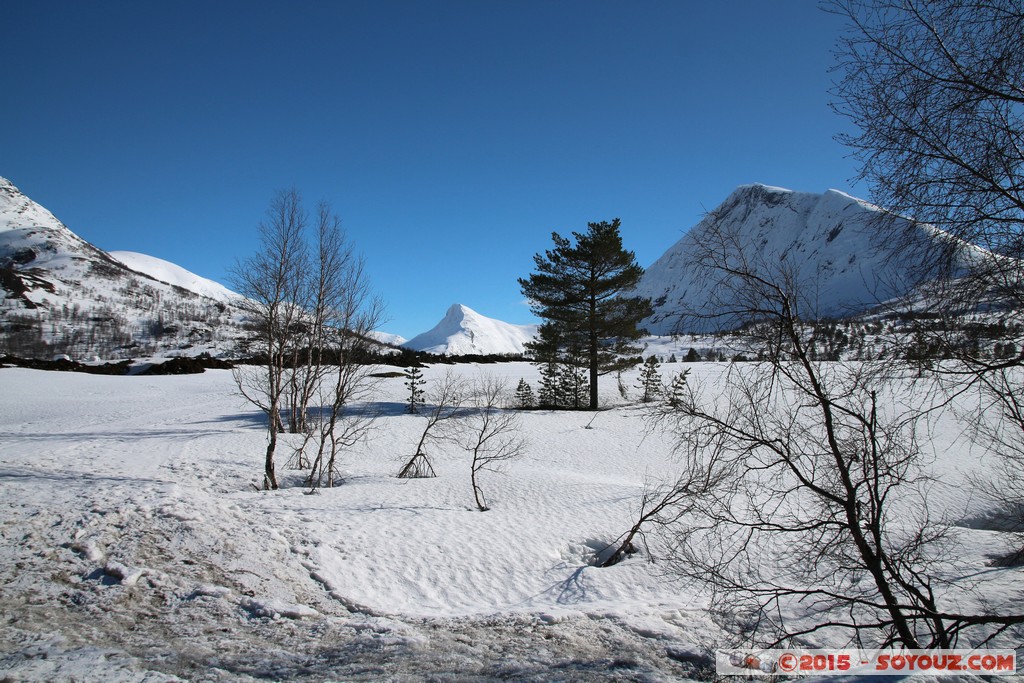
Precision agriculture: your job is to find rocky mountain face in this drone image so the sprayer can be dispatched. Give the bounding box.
[403,304,536,356]
[634,184,952,335]
[0,177,246,360]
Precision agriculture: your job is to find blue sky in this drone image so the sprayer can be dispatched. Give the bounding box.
[1,1,862,339]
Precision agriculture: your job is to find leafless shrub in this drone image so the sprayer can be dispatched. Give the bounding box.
[398,370,466,479]
[458,375,525,511]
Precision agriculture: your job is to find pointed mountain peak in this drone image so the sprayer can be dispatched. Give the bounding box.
[404,304,536,356]
[441,303,479,322]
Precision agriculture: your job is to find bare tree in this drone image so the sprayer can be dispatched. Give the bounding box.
[961,366,1024,565]
[646,214,1024,649]
[830,0,1024,270]
[459,375,525,511]
[398,370,466,479]
[232,189,309,490]
[829,0,1024,564]
[601,462,725,569]
[279,202,339,453]
[302,211,386,490]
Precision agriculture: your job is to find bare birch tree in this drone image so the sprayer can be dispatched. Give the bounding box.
[459,375,525,511]
[302,208,385,490]
[829,0,1024,565]
[232,189,309,490]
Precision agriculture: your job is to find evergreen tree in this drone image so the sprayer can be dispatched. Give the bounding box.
[404,366,426,414]
[519,219,653,410]
[532,321,564,407]
[558,362,590,409]
[667,353,677,363]
[666,368,690,408]
[636,355,663,403]
[513,378,535,409]
[684,347,701,363]
[537,361,561,408]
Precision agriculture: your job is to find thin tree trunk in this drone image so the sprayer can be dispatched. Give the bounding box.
[589,292,599,410]
[265,406,279,490]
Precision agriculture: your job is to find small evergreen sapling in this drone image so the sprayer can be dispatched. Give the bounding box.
[558,363,590,409]
[666,369,690,408]
[538,362,560,407]
[514,378,535,409]
[636,355,663,403]
[405,366,426,414]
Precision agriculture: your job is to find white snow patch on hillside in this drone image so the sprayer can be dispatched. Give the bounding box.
[367,330,407,346]
[110,251,239,302]
[404,303,536,355]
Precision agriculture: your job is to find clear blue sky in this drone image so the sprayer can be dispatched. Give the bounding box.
[1,0,862,339]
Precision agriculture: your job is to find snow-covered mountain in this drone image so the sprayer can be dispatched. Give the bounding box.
[0,176,246,359]
[403,304,536,356]
[109,251,239,303]
[367,330,408,347]
[635,184,954,335]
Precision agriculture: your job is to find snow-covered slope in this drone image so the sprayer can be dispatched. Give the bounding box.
[635,184,953,335]
[0,176,246,359]
[109,251,238,303]
[403,304,536,355]
[0,177,127,289]
[367,330,408,347]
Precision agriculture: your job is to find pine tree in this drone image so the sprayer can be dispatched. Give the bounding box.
[559,362,590,409]
[666,369,690,408]
[684,347,701,363]
[636,355,663,403]
[514,378,535,409]
[536,362,561,405]
[519,219,653,410]
[405,366,426,414]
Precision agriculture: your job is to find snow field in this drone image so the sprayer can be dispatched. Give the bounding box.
[0,363,718,680]
[0,361,1018,681]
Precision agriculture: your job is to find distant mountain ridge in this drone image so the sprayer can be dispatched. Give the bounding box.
[2,177,983,360]
[403,304,536,356]
[634,184,954,335]
[0,176,246,359]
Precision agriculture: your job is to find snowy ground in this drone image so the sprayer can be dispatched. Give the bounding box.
[0,362,1018,681]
